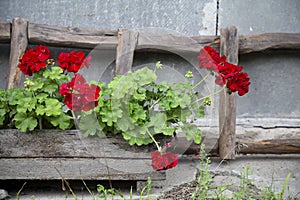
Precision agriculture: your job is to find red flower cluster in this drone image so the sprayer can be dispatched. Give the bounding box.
[198,46,251,96]
[59,74,101,112]
[57,51,92,73]
[18,45,51,76]
[226,72,250,96]
[197,46,226,72]
[150,151,178,171]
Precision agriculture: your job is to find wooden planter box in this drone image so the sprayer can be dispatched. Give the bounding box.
[0,129,166,189]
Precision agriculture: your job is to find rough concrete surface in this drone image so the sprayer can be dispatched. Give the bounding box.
[219,0,300,34]
[2,155,299,199]
[0,0,216,36]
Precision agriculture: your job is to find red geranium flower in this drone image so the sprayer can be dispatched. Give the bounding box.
[150,151,178,171]
[57,51,92,73]
[227,72,251,96]
[18,45,51,76]
[59,74,101,111]
[197,46,226,72]
[197,46,251,96]
[218,62,243,79]
[215,61,243,86]
[215,74,226,86]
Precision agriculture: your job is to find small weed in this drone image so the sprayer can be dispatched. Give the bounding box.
[214,184,229,200]
[233,165,257,199]
[192,145,213,200]
[81,179,96,200]
[96,184,124,200]
[189,145,296,200]
[261,172,292,200]
[15,182,26,200]
[139,177,152,200]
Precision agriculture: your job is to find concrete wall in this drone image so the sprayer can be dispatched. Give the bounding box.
[219,0,300,126]
[0,0,299,127]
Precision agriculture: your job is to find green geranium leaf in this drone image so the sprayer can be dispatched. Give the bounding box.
[198,105,205,118]
[116,108,135,132]
[161,126,175,136]
[17,97,36,113]
[124,134,152,146]
[133,67,157,85]
[193,129,202,144]
[44,99,62,116]
[99,102,123,126]
[43,66,64,80]
[31,77,44,91]
[177,93,191,108]
[0,89,6,101]
[14,112,38,132]
[133,88,147,101]
[129,103,146,122]
[0,108,6,125]
[111,76,136,99]
[182,123,202,144]
[121,125,154,146]
[148,112,167,134]
[35,93,49,103]
[180,108,192,122]
[79,113,104,137]
[157,81,170,92]
[7,88,25,106]
[36,104,46,116]
[48,113,70,130]
[43,80,59,93]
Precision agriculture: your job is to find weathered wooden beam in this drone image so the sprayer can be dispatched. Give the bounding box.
[1,21,300,53]
[0,22,11,43]
[0,158,165,180]
[167,137,219,156]
[218,26,238,160]
[0,129,165,181]
[28,22,118,49]
[239,33,300,54]
[1,129,299,159]
[171,138,300,155]
[115,29,138,75]
[236,139,300,154]
[6,18,28,89]
[0,129,152,158]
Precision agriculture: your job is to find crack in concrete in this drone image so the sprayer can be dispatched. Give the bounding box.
[216,0,220,35]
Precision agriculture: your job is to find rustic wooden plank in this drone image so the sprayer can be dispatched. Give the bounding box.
[166,136,219,156]
[6,18,28,89]
[0,22,11,43]
[177,137,300,156]
[0,158,165,180]
[218,26,238,160]
[21,21,300,54]
[28,22,118,49]
[236,139,300,154]
[239,33,300,54]
[169,138,300,155]
[115,29,138,75]
[0,129,155,158]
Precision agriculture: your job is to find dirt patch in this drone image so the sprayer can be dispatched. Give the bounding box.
[157,171,262,200]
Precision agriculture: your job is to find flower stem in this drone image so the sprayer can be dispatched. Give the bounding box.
[71,110,79,129]
[192,85,226,104]
[39,118,43,130]
[148,98,161,111]
[192,72,211,90]
[146,130,162,152]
